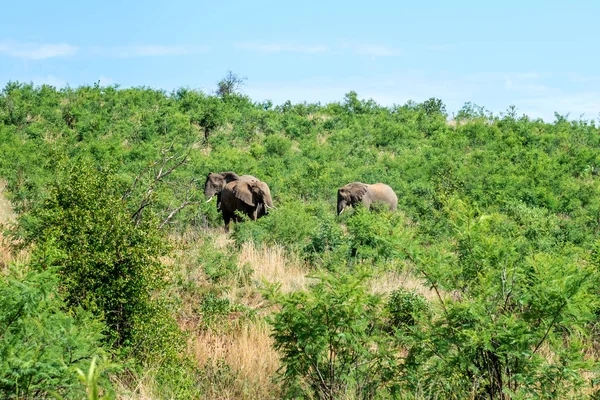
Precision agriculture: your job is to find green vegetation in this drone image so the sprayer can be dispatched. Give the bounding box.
[1,78,600,398]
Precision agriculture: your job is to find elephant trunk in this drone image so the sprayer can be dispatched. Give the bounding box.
[337,201,346,215]
[337,191,346,215]
[260,184,274,209]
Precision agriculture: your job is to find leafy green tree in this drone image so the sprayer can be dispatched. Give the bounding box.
[420,97,447,117]
[216,70,246,98]
[267,269,401,399]
[0,267,112,399]
[404,200,597,398]
[17,160,168,346]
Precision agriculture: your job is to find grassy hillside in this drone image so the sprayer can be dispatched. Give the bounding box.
[1,81,600,399]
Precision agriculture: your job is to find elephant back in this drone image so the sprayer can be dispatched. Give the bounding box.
[239,175,258,182]
[370,183,398,210]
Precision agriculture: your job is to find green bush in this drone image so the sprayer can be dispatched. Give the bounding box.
[0,267,113,399]
[13,160,202,398]
[345,206,405,262]
[402,202,597,398]
[267,269,401,399]
[387,289,430,329]
[264,134,292,156]
[17,161,168,346]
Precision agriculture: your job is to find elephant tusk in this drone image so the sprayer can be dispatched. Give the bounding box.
[265,204,277,210]
[205,196,214,203]
[339,207,346,215]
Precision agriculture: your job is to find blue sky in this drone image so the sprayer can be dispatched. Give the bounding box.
[1,0,599,120]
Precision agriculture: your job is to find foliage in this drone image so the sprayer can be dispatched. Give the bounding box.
[402,201,597,398]
[267,269,401,399]
[16,161,168,346]
[0,267,113,399]
[2,81,600,398]
[216,70,247,98]
[11,160,202,398]
[386,289,430,330]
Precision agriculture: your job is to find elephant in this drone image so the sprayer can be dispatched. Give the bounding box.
[337,182,398,215]
[204,171,257,210]
[219,179,274,231]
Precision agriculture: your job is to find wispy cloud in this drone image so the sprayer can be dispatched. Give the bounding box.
[244,71,600,122]
[236,41,328,54]
[0,40,208,59]
[0,40,78,59]
[89,44,209,57]
[343,43,402,57]
[237,40,402,57]
[427,44,456,52]
[98,75,114,86]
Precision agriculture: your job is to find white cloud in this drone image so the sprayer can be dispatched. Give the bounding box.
[98,75,114,86]
[243,71,600,122]
[237,41,401,57]
[89,44,209,57]
[236,41,329,54]
[344,43,402,57]
[427,44,456,51]
[0,40,77,59]
[18,75,68,88]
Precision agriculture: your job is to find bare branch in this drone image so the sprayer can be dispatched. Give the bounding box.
[158,178,199,229]
[126,145,192,226]
[122,163,153,202]
[159,200,199,230]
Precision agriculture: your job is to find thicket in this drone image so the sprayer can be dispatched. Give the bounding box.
[1,80,600,398]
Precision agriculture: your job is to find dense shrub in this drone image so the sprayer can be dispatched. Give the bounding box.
[2,82,600,398]
[0,267,112,399]
[17,161,168,346]
[387,289,430,329]
[267,269,401,399]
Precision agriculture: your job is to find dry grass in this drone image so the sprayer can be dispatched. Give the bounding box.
[0,180,16,224]
[113,372,160,400]
[0,180,28,272]
[190,321,281,399]
[369,268,442,303]
[168,228,461,399]
[168,232,306,398]
[239,241,310,293]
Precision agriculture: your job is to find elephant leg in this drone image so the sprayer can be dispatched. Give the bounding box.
[223,211,232,232]
[216,193,222,211]
[363,199,372,210]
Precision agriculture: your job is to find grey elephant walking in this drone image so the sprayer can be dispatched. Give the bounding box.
[337,182,397,215]
[204,171,257,210]
[220,180,274,231]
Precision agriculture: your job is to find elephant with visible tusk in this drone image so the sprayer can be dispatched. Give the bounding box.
[220,179,274,231]
[204,171,257,210]
[337,182,397,215]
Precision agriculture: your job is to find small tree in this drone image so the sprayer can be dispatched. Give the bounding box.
[267,268,401,399]
[18,161,168,346]
[216,70,246,98]
[0,267,112,399]
[420,97,447,117]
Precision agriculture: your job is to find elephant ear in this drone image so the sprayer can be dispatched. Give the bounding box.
[208,172,224,185]
[232,181,255,206]
[220,171,240,182]
[349,182,368,203]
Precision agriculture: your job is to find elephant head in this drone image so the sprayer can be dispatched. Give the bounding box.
[204,171,240,202]
[337,182,368,215]
[232,180,274,219]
